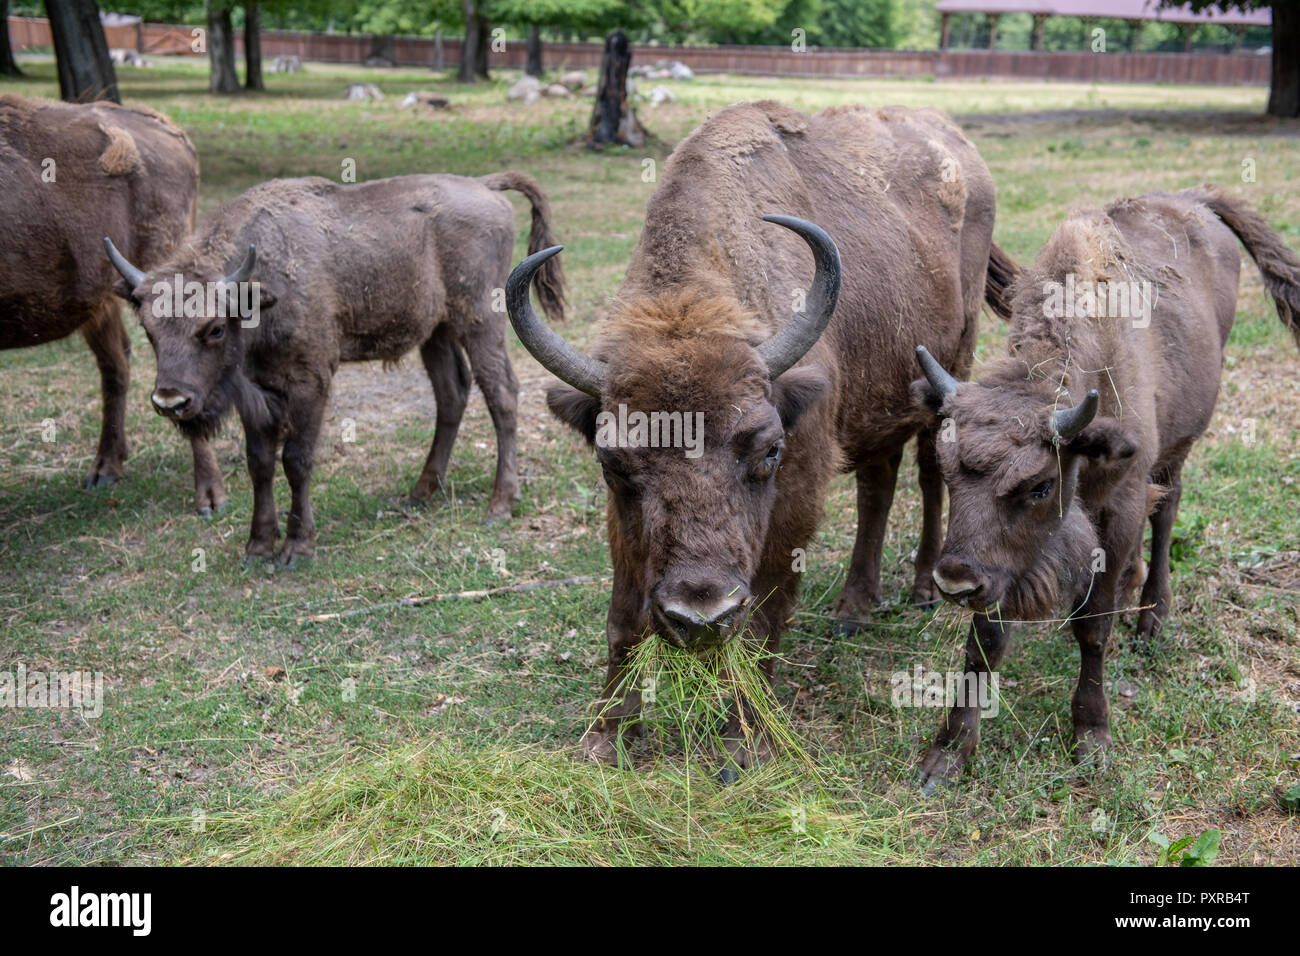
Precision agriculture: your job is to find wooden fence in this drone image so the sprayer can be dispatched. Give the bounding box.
[6,16,1271,86]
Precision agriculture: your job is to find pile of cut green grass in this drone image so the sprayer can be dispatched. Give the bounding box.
[175,635,897,865]
[174,739,901,866]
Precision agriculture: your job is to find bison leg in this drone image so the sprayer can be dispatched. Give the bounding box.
[277,402,324,568]
[191,437,228,517]
[1070,496,1145,769]
[910,428,945,607]
[918,614,1010,793]
[78,299,131,488]
[243,418,281,561]
[831,448,902,631]
[462,318,520,522]
[406,326,469,506]
[1070,612,1114,771]
[1137,463,1184,644]
[581,570,648,764]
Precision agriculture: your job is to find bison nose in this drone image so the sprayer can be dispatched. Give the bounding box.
[932,561,984,606]
[652,580,749,651]
[151,389,192,417]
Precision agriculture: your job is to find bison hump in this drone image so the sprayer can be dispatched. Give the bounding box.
[96,123,143,177]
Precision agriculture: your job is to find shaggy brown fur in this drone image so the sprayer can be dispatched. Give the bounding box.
[539,101,1008,768]
[118,172,563,566]
[912,186,1300,790]
[0,93,225,506]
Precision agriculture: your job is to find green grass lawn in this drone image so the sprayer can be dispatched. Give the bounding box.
[0,57,1297,865]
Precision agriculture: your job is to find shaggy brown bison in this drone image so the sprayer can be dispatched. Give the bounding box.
[912,186,1300,791]
[507,101,1011,771]
[0,93,224,508]
[106,172,565,567]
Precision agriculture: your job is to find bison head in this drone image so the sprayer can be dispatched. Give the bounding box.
[105,238,276,438]
[508,216,840,651]
[912,346,1138,620]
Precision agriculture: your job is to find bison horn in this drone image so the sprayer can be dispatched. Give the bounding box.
[506,245,606,397]
[756,215,843,379]
[1050,389,1100,440]
[915,345,959,401]
[222,245,257,286]
[103,237,146,290]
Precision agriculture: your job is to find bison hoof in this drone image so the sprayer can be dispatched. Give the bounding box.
[580,727,622,765]
[717,766,739,787]
[830,591,883,634]
[1071,728,1112,773]
[197,501,230,520]
[83,472,121,490]
[917,746,968,795]
[276,540,315,569]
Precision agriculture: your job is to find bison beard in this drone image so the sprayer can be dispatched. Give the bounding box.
[172,361,279,442]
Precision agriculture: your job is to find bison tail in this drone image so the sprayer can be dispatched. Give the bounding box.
[1184,184,1300,348]
[483,171,567,323]
[984,241,1018,321]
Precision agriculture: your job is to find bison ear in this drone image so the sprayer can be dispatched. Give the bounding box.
[258,287,277,311]
[909,376,945,416]
[772,365,830,431]
[1066,416,1139,463]
[547,383,601,445]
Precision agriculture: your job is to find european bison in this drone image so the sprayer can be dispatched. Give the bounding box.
[105,172,565,566]
[0,93,224,508]
[507,101,1010,769]
[912,186,1300,790]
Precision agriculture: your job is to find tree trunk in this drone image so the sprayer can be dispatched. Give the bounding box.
[588,29,645,149]
[473,14,490,78]
[433,28,444,70]
[366,33,395,65]
[458,0,477,81]
[1268,4,1299,118]
[46,0,119,103]
[1,0,23,76]
[244,0,263,90]
[207,3,240,94]
[526,23,542,76]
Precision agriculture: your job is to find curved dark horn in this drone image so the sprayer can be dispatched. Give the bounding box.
[756,214,843,379]
[1050,389,1100,440]
[915,345,959,401]
[506,245,605,397]
[222,245,257,286]
[103,237,146,290]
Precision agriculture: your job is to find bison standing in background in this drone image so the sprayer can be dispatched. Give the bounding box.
[106,172,565,567]
[912,186,1300,790]
[507,101,1010,771]
[0,93,224,509]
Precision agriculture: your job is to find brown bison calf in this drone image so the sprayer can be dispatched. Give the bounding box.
[507,101,1010,773]
[106,172,564,566]
[0,93,223,508]
[913,187,1300,790]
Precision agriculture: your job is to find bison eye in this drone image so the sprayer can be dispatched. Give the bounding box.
[202,324,225,344]
[1029,479,1054,501]
[750,443,782,481]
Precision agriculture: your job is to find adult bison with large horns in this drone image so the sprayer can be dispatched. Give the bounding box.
[912,186,1300,791]
[508,101,1013,769]
[0,93,222,508]
[106,172,564,567]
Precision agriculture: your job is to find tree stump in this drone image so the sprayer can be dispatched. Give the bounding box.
[587,29,646,149]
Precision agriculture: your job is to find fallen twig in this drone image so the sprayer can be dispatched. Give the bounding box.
[300,574,610,624]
